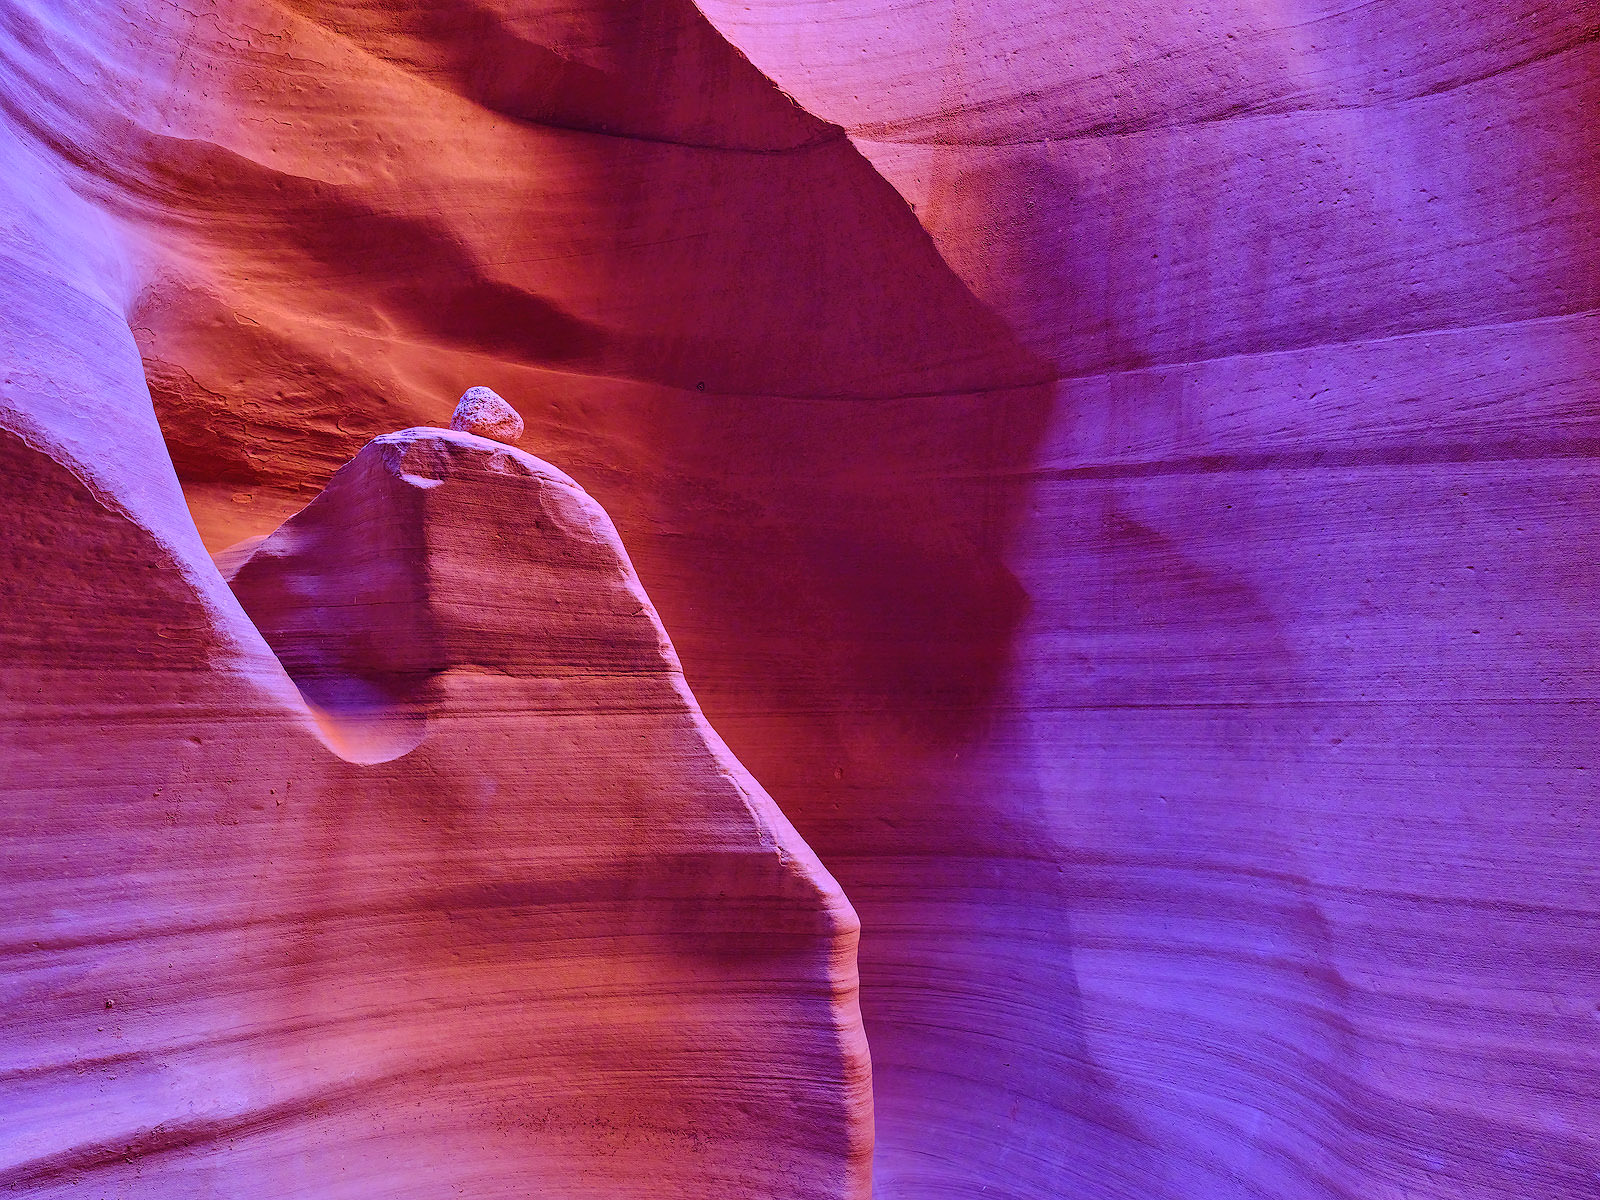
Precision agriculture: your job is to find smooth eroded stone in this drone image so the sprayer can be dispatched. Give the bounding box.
[449,386,524,444]
[3,3,1598,1199]
[0,421,871,1198]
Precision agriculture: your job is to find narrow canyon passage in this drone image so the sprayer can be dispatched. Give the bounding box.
[2,2,1597,1198]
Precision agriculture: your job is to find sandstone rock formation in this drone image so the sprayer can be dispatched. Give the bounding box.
[1,419,870,1196]
[2,1,1597,1199]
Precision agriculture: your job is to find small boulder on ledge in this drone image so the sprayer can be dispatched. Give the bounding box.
[450,386,524,444]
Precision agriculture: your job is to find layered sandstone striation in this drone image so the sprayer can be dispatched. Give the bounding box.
[2,1,1597,1199]
[1,421,870,1196]
[690,6,1600,1198]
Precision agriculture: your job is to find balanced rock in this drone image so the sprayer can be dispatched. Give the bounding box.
[449,386,523,444]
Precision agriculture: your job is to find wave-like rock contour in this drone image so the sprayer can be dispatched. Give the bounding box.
[1,425,870,1197]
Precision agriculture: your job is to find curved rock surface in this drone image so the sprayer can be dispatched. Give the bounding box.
[2,2,1598,1199]
[0,418,869,1196]
[687,6,1600,1197]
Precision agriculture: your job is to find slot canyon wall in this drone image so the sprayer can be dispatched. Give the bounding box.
[1,2,1596,1198]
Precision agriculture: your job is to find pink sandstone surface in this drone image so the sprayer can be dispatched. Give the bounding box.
[2,2,1597,1198]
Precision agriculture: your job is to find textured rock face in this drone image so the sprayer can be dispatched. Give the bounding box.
[1,420,870,1196]
[679,8,1600,1199]
[2,2,1598,1200]
[449,387,524,444]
